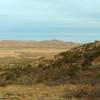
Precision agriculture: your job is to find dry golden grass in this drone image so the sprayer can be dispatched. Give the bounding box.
[0,50,16,57]
[0,84,93,100]
[0,84,99,100]
[0,48,66,58]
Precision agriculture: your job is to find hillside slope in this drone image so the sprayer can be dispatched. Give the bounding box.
[0,41,100,85]
[33,41,100,84]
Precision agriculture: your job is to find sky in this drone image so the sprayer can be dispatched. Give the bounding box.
[0,0,100,43]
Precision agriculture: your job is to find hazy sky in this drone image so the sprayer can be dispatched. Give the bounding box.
[0,0,100,42]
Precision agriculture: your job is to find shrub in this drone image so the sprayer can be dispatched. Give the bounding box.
[67,65,80,78]
[95,73,100,79]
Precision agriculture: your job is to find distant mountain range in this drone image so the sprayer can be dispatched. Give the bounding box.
[0,40,79,49]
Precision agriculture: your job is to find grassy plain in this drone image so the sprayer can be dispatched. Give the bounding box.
[0,48,66,59]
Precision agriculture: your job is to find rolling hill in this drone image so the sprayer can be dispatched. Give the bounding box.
[33,41,100,84]
[0,41,100,86]
[0,40,79,49]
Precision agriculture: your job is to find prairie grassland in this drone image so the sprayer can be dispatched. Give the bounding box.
[0,48,66,58]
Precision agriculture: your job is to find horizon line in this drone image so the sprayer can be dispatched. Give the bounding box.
[0,39,99,44]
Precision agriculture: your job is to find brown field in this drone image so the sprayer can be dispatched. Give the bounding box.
[0,40,78,58]
[0,48,66,58]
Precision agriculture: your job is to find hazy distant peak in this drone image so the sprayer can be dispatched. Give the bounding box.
[0,40,79,49]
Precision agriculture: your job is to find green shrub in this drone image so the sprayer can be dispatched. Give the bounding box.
[67,65,80,78]
[95,73,100,79]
